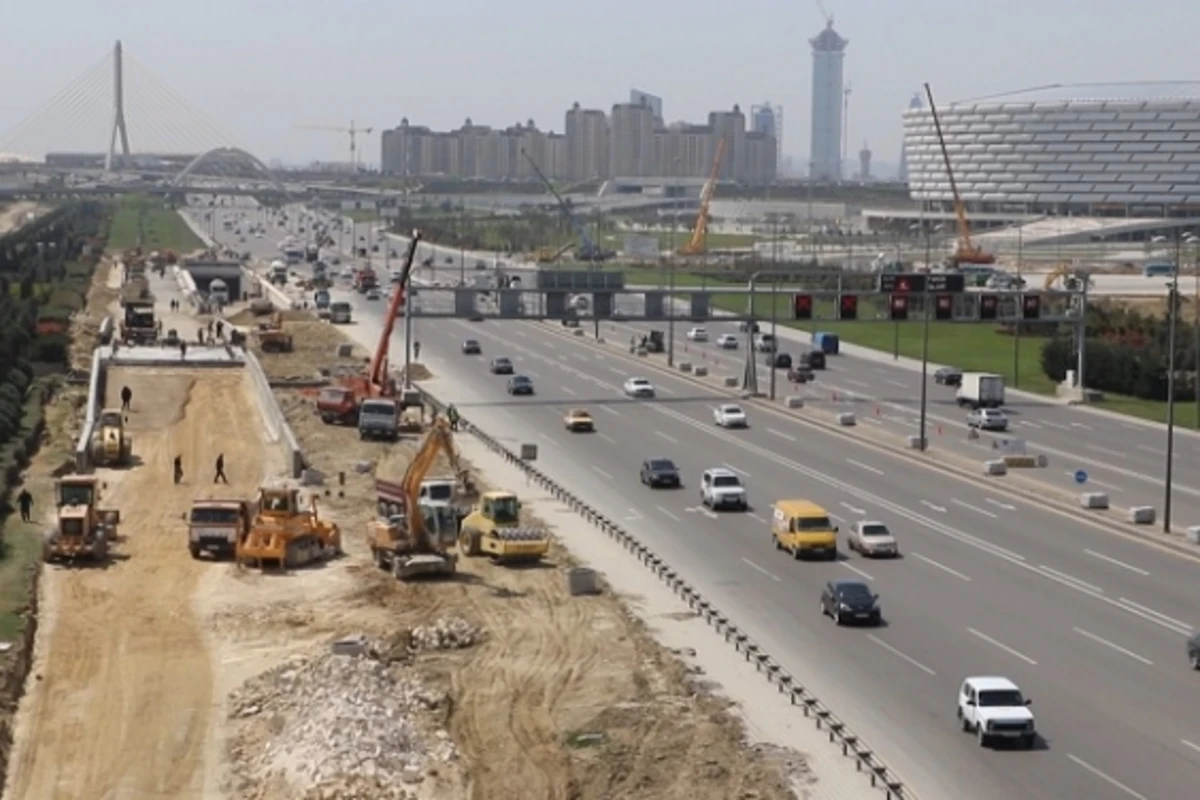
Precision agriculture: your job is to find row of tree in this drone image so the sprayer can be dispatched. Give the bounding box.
[1040,303,1199,402]
[0,201,109,513]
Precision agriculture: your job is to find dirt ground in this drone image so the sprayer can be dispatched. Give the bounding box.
[0,204,41,236]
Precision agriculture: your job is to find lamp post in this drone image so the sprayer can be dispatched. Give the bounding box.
[1191,237,1200,429]
[1164,232,1185,533]
[917,220,936,451]
[667,166,682,368]
[1014,225,1023,386]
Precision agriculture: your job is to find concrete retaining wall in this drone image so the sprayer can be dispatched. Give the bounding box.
[243,349,305,477]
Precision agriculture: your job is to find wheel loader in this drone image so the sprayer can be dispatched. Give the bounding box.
[43,475,120,563]
[458,491,549,563]
[236,483,342,570]
[89,409,132,467]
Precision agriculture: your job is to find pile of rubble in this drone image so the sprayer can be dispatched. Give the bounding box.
[228,642,459,797]
[410,617,481,651]
[300,774,418,800]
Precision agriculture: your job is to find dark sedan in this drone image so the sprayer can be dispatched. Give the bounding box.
[820,580,882,626]
[490,357,514,375]
[462,339,481,355]
[507,375,535,395]
[1188,631,1200,670]
[799,350,826,370]
[934,366,963,386]
[640,458,681,488]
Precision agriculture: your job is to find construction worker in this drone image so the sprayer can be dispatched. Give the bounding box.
[173,455,184,485]
[198,327,206,345]
[413,341,421,362]
[120,385,132,411]
[447,404,460,431]
[180,340,188,360]
[215,319,224,340]
[214,453,228,484]
[17,488,33,523]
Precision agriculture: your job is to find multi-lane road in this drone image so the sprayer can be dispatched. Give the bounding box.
[204,202,1200,800]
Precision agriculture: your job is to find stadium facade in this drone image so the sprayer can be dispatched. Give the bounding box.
[904,87,1200,217]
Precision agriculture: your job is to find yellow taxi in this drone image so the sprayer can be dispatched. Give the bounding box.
[770,499,838,560]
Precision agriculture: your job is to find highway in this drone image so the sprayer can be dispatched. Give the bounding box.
[203,203,1200,800]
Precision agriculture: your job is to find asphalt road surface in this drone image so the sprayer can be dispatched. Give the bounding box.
[205,203,1200,800]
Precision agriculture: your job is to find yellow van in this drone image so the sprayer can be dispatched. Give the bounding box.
[771,500,838,560]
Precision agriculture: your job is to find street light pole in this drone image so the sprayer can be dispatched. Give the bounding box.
[918,285,932,451]
[1164,237,1181,533]
[668,181,681,367]
[1014,225,1023,387]
[769,277,779,401]
[1193,240,1199,429]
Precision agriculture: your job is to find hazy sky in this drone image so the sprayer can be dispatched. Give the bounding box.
[2,0,1198,168]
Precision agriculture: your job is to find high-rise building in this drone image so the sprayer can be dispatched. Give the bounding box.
[858,140,871,181]
[750,103,782,178]
[629,89,663,123]
[898,92,922,184]
[565,102,610,180]
[708,105,747,181]
[610,102,657,177]
[809,20,848,181]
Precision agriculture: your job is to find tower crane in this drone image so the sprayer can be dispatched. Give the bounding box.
[923,83,995,266]
[679,138,726,256]
[292,120,375,170]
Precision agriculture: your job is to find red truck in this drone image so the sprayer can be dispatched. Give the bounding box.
[353,268,378,294]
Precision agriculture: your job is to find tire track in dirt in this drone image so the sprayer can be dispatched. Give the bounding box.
[3,370,268,800]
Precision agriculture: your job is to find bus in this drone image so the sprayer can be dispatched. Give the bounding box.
[1143,262,1175,278]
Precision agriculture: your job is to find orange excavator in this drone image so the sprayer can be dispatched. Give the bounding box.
[924,83,995,266]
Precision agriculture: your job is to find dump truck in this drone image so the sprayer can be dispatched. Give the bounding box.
[43,475,120,563]
[89,408,132,467]
[121,298,157,344]
[236,483,342,570]
[458,490,549,563]
[186,498,252,560]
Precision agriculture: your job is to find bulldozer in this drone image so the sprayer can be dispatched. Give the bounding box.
[236,483,342,570]
[367,417,464,579]
[43,475,120,563]
[458,490,549,563]
[254,311,294,353]
[89,409,132,467]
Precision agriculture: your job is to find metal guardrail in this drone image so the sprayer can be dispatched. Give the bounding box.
[414,385,916,800]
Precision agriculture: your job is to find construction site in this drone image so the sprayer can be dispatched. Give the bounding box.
[0,242,804,798]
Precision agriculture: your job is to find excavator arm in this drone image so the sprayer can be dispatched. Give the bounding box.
[521,149,598,255]
[923,84,994,265]
[397,417,467,549]
[367,232,422,392]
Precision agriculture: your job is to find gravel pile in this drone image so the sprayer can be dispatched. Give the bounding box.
[410,617,480,651]
[228,644,459,797]
[300,773,417,800]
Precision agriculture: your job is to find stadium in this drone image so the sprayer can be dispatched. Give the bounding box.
[891,83,1200,244]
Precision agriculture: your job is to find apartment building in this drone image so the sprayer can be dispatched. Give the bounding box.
[380,118,566,179]
[610,102,657,177]
[564,102,610,181]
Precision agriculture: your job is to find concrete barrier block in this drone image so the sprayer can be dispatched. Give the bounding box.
[573,328,584,336]
[906,435,926,450]
[785,396,804,409]
[1127,506,1155,525]
[693,366,708,377]
[1036,454,1049,468]
[723,376,739,387]
[635,347,648,357]
[1002,455,1038,468]
[1186,526,1200,545]
[679,362,693,372]
[984,460,1008,476]
[836,412,856,426]
[1080,492,1109,510]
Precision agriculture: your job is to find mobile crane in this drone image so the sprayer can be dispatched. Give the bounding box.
[521,149,615,262]
[678,137,727,256]
[924,83,995,266]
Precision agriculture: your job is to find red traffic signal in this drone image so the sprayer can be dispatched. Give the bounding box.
[1022,294,1041,320]
[888,294,908,320]
[935,294,953,321]
[979,293,999,320]
[792,293,813,320]
[839,294,858,320]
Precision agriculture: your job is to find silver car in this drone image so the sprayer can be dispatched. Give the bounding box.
[848,521,898,557]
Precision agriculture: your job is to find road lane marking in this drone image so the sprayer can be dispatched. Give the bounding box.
[1019,420,1043,429]
[885,379,908,388]
[723,463,752,478]
[985,497,1016,511]
[1038,565,1102,594]
[599,406,620,416]
[864,418,884,425]
[524,370,540,378]
[1070,421,1095,431]
[967,628,1037,665]
[741,557,781,582]
[920,500,947,513]
[1063,470,1124,491]
[1066,755,1148,800]
[845,458,883,475]
[1135,444,1159,454]
[1073,628,1153,665]
[591,466,614,481]
[557,354,569,361]
[1083,443,1125,458]
[1182,739,1200,754]
[656,385,676,395]
[1041,420,1070,430]
[1117,598,1192,635]
[560,386,577,396]
[655,431,678,444]
[829,513,846,524]
[840,502,865,515]
[911,552,971,581]
[596,432,616,444]
[625,508,643,521]
[767,428,797,442]
[1085,549,1149,576]
[867,634,936,676]
[748,512,767,523]
[844,378,869,388]
[951,498,997,518]
[842,563,874,581]
[572,353,589,361]
[685,505,719,520]
[608,366,625,375]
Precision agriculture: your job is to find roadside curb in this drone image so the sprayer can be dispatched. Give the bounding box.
[538,322,1200,562]
[412,384,919,800]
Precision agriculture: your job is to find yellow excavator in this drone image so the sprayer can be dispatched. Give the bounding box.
[367,416,465,579]
[1044,261,1090,291]
[89,409,132,467]
[236,483,342,570]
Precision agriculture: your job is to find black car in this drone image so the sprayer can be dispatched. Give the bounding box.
[490,357,514,374]
[934,366,962,386]
[640,458,681,488]
[740,320,760,333]
[767,352,793,369]
[462,339,482,355]
[507,375,535,395]
[1188,631,1200,670]
[820,580,882,626]
[799,350,826,370]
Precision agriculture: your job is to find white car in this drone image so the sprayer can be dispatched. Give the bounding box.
[700,468,747,510]
[848,521,898,557]
[957,676,1036,748]
[713,404,748,428]
[754,333,776,352]
[686,327,709,342]
[624,377,656,398]
[716,333,739,349]
[967,408,1009,431]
